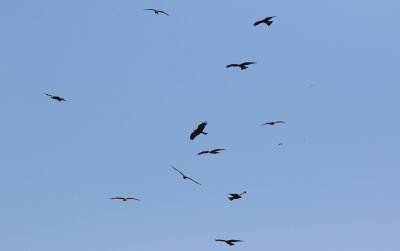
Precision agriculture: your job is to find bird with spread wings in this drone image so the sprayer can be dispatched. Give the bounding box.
[215,239,243,246]
[171,165,201,185]
[198,149,226,155]
[226,62,256,70]
[228,191,246,201]
[144,9,169,15]
[190,122,208,140]
[260,121,285,126]
[110,197,140,201]
[254,16,276,27]
[44,93,66,102]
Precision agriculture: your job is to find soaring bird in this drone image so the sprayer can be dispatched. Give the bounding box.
[144,9,169,15]
[254,16,276,27]
[226,62,256,70]
[198,149,226,155]
[190,122,208,140]
[215,239,243,246]
[171,165,201,185]
[260,121,285,126]
[44,93,66,101]
[228,191,246,201]
[110,197,140,201]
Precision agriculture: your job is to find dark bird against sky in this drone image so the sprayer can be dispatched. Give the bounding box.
[198,149,226,155]
[228,191,246,201]
[226,62,256,70]
[171,165,201,185]
[215,239,243,246]
[254,16,276,27]
[44,93,66,102]
[110,197,140,201]
[260,121,285,126]
[190,122,208,140]
[144,9,169,15]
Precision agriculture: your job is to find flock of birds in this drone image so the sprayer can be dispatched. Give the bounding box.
[44,9,284,248]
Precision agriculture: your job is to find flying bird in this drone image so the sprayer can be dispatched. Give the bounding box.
[260,121,285,126]
[171,165,201,185]
[228,191,246,201]
[254,16,276,27]
[226,62,256,70]
[198,149,226,155]
[190,122,208,140]
[110,197,140,201]
[144,9,169,15]
[44,93,66,101]
[215,239,243,246]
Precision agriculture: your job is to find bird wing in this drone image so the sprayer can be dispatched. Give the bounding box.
[215,239,226,242]
[171,165,185,177]
[159,10,169,15]
[190,131,199,140]
[260,122,273,126]
[110,197,124,200]
[229,240,242,242]
[126,197,140,201]
[264,16,276,21]
[44,93,51,97]
[144,9,155,11]
[198,151,210,155]
[229,193,239,196]
[253,20,263,26]
[226,64,239,68]
[197,122,207,131]
[241,62,256,66]
[275,121,285,123]
[239,191,246,196]
[213,148,226,152]
[187,177,201,185]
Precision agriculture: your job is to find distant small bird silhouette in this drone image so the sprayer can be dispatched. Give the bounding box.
[228,191,246,201]
[260,121,285,126]
[226,62,256,70]
[110,197,140,201]
[190,122,208,140]
[171,165,201,185]
[215,239,243,246]
[254,16,276,27]
[44,93,66,101]
[198,149,226,155]
[278,142,283,146]
[144,9,169,15]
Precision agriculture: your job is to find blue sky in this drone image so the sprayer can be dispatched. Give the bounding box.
[0,0,399,250]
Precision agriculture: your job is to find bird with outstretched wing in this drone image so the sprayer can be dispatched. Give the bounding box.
[190,122,208,140]
[226,62,256,70]
[110,197,140,201]
[260,121,285,126]
[254,16,276,26]
[144,9,169,15]
[171,165,201,185]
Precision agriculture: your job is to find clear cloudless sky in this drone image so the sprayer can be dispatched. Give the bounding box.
[0,0,399,250]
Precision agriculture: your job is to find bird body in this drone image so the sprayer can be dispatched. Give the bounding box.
[44,93,66,101]
[228,191,246,201]
[260,121,285,126]
[226,62,256,70]
[110,197,140,201]
[215,239,243,246]
[254,16,276,27]
[198,149,226,155]
[190,122,208,140]
[144,9,169,15]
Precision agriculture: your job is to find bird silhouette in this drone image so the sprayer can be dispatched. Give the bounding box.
[144,9,169,15]
[260,121,285,126]
[198,149,226,155]
[110,197,140,201]
[254,16,276,27]
[228,191,246,201]
[190,122,208,140]
[171,165,201,185]
[44,93,66,101]
[226,62,256,70]
[215,239,243,246]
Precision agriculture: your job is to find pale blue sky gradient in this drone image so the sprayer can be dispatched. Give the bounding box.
[0,0,399,251]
